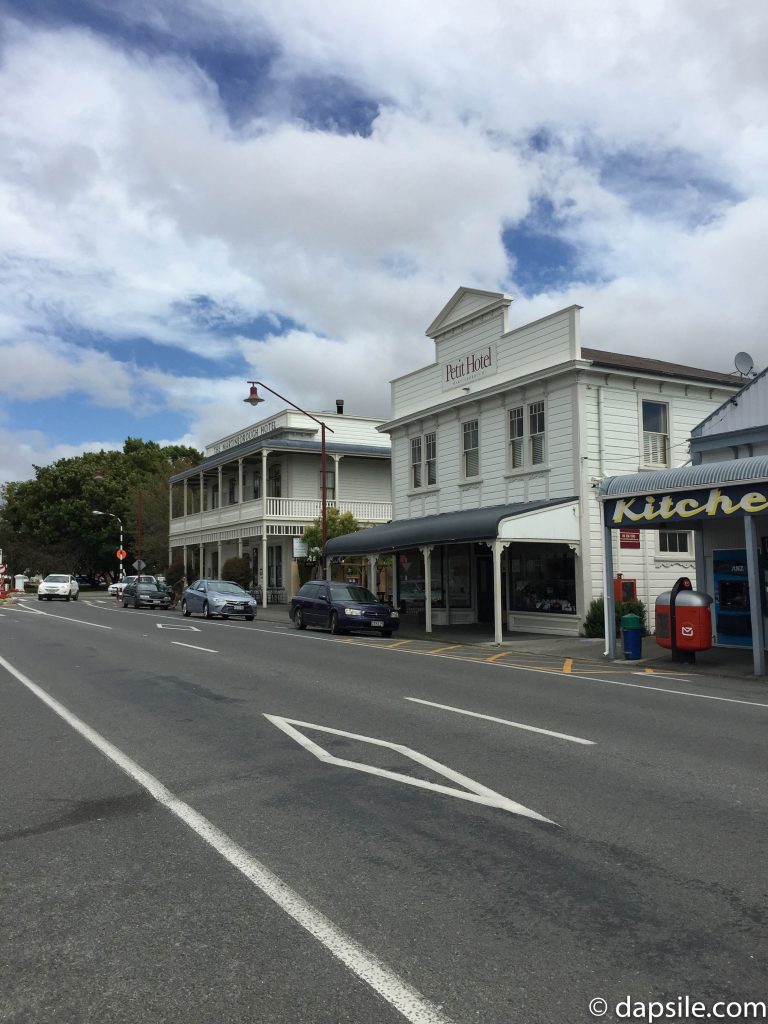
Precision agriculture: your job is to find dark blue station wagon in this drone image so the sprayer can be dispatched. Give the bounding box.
[290,582,400,637]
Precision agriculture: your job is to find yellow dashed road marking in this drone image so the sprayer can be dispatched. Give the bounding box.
[484,651,510,663]
[563,658,573,673]
[425,645,463,655]
[387,639,414,648]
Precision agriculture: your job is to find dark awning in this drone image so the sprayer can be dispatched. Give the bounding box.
[325,497,579,556]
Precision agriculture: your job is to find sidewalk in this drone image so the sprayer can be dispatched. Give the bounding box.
[257,601,764,682]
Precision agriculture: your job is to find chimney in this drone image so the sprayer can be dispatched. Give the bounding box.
[336,399,344,415]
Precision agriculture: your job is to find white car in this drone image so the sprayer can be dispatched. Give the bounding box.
[108,574,157,597]
[38,574,79,601]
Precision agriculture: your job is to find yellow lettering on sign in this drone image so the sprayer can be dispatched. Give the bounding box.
[676,497,705,518]
[740,491,768,514]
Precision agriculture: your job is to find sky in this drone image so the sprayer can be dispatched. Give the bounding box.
[1,0,767,485]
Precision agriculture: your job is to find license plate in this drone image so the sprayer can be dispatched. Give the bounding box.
[371,620,384,627]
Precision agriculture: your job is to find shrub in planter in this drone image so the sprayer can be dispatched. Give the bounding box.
[583,596,647,638]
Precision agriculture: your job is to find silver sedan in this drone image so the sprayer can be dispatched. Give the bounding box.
[180,579,257,621]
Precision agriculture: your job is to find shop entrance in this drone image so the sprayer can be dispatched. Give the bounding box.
[476,551,494,623]
[713,549,752,647]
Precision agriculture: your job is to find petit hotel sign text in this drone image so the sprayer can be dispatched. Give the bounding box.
[441,344,497,391]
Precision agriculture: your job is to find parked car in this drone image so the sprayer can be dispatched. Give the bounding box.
[108,574,157,596]
[290,581,400,637]
[122,581,173,610]
[37,574,79,601]
[181,579,257,621]
[74,574,106,587]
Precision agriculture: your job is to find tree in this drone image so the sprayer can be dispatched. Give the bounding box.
[302,508,360,556]
[221,556,251,589]
[0,439,202,579]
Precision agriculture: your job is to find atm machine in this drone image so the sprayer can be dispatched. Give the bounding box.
[713,549,752,647]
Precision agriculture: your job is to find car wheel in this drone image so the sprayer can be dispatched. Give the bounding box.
[38,595,43,601]
[203,601,212,619]
[181,599,191,617]
[294,608,306,630]
[381,630,392,638]
[65,594,70,601]
[72,592,79,601]
[330,611,345,635]
[245,614,254,622]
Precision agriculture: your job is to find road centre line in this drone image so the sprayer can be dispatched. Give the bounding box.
[0,653,457,1024]
[405,697,595,745]
[14,603,112,629]
[175,622,768,711]
[171,641,219,654]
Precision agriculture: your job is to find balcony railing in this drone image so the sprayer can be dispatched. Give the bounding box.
[170,497,392,535]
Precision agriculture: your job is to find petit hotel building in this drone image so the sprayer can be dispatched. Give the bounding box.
[326,287,741,643]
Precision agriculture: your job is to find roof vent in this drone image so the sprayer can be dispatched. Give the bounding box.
[336,399,344,414]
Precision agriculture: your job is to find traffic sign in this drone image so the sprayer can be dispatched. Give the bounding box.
[116,548,127,560]
[133,559,146,571]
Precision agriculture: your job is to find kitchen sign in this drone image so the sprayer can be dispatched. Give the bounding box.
[441,344,496,391]
[605,484,768,527]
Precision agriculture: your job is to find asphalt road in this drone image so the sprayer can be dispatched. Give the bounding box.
[1,596,767,1024]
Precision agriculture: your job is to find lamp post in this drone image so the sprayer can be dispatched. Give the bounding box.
[243,381,335,576]
[92,510,124,582]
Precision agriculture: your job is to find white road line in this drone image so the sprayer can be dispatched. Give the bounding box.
[265,715,556,824]
[171,641,219,654]
[0,654,456,1024]
[13,604,112,629]
[405,697,595,745]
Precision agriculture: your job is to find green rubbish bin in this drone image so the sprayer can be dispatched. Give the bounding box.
[621,613,642,660]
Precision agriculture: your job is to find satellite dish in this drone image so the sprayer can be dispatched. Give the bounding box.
[734,351,754,376]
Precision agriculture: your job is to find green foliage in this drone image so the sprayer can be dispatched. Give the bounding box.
[0,438,202,579]
[164,561,188,589]
[301,507,360,556]
[582,595,647,638]
[221,555,251,589]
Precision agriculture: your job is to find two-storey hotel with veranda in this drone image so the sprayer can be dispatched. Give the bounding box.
[168,403,392,608]
[326,287,741,642]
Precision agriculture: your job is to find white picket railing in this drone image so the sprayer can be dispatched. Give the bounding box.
[170,497,391,535]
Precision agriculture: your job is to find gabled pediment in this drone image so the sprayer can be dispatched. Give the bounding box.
[426,287,512,339]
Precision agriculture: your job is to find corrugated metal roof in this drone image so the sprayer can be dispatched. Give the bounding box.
[581,348,739,387]
[170,437,391,483]
[598,456,768,498]
[325,497,578,555]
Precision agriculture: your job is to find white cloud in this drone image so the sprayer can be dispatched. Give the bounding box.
[1,2,767,482]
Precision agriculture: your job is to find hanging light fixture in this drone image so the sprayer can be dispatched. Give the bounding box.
[243,382,264,406]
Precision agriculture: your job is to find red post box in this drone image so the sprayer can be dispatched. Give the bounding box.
[656,576,713,662]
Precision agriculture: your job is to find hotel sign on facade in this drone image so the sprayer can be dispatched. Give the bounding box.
[605,484,768,528]
[441,344,497,391]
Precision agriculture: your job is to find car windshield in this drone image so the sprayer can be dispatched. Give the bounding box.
[45,575,69,583]
[137,584,160,592]
[209,581,247,595]
[329,585,378,603]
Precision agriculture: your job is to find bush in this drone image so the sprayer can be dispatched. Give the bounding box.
[164,561,187,589]
[582,595,647,638]
[221,555,251,589]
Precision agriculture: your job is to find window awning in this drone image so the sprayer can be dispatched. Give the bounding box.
[325,497,580,556]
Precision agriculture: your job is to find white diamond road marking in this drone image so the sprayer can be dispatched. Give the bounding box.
[265,715,556,824]
[405,697,595,745]
[156,623,201,631]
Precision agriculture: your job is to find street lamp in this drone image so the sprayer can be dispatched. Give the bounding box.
[244,381,335,572]
[92,510,124,582]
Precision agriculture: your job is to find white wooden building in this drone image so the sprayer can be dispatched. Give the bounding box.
[169,405,392,607]
[327,287,741,641]
[600,366,768,674]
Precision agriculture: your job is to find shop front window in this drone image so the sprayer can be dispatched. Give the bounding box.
[509,544,576,614]
[447,545,471,608]
[397,549,446,608]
